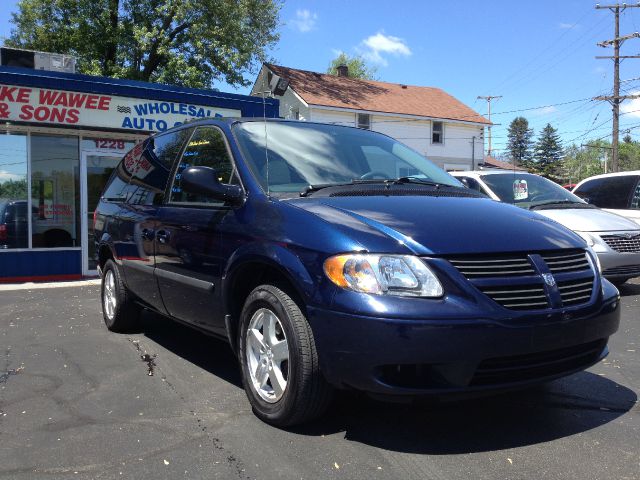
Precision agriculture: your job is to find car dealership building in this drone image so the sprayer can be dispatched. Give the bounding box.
[0,56,278,282]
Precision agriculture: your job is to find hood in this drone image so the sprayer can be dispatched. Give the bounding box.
[286,195,584,255]
[536,207,640,233]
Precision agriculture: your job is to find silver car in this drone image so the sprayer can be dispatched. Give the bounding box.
[452,170,640,285]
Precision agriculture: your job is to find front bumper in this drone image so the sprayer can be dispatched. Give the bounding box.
[307,280,620,396]
[597,250,640,281]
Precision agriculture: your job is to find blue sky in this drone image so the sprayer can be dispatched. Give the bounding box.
[2,1,640,155]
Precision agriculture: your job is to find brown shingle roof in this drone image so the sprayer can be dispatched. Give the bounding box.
[482,156,527,171]
[264,63,490,125]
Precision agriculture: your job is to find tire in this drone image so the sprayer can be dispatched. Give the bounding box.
[238,284,333,427]
[101,259,141,332]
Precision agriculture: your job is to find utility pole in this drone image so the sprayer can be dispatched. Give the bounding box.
[595,3,640,172]
[477,95,502,157]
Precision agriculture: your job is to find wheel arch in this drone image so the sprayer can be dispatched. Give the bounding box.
[222,245,316,355]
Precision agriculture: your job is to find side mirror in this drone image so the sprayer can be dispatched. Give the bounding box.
[180,166,245,207]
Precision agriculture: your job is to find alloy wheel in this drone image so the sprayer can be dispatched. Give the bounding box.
[103,269,117,321]
[245,308,290,403]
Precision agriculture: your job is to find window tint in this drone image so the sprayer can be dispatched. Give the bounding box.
[631,180,640,209]
[170,126,238,205]
[126,131,190,205]
[151,130,190,169]
[459,176,486,194]
[102,143,144,202]
[574,176,638,209]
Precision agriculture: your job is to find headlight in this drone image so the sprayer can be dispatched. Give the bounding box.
[576,231,595,247]
[324,254,443,297]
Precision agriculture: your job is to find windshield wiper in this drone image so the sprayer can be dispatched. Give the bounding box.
[300,176,461,197]
[300,178,399,197]
[388,176,451,188]
[528,199,583,210]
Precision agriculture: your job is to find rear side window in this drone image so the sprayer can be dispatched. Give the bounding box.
[630,180,640,209]
[574,176,638,209]
[126,130,191,205]
[101,143,144,202]
[170,126,239,205]
[458,176,487,195]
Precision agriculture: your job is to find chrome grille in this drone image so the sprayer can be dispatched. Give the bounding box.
[447,255,535,278]
[478,283,548,310]
[601,234,640,253]
[446,249,594,311]
[540,250,591,273]
[558,278,595,306]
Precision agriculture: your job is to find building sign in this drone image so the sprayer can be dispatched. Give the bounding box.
[0,84,241,132]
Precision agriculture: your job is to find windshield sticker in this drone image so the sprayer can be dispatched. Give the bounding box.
[513,180,528,200]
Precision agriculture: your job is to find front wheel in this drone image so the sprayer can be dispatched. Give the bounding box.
[238,284,333,427]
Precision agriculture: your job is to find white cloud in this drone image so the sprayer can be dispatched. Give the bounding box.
[559,22,578,29]
[0,170,24,182]
[358,32,411,66]
[290,9,318,33]
[621,91,640,118]
[533,106,558,116]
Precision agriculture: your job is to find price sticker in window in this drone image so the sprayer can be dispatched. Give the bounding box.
[513,179,528,200]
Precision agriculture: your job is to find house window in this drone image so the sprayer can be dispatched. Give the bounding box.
[432,121,444,144]
[357,113,371,130]
[290,108,299,120]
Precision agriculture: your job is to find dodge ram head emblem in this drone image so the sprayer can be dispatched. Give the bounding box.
[542,273,556,287]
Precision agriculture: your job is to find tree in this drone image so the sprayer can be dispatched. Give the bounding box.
[619,137,640,171]
[534,123,564,178]
[0,178,28,199]
[327,53,377,80]
[506,117,534,166]
[6,0,281,88]
[560,141,607,184]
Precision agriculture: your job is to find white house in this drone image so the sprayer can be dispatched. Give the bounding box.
[251,64,490,171]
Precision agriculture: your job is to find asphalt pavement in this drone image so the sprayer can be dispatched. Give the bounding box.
[0,280,638,479]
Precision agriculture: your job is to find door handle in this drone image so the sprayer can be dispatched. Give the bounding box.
[156,230,170,244]
[141,228,155,241]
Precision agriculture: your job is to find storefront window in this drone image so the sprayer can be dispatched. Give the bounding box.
[0,132,28,249]
[30,135,80,248]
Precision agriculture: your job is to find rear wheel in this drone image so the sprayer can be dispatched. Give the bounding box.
[101,259,140,332]
[238,284,333,427]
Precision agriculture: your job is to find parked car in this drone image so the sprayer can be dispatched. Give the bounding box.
[572,171,640,225]
[0,199,29,249]
[94,120,620,427]
[452,170,640,284]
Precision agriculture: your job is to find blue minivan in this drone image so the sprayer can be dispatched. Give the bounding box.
[94,119,620,426]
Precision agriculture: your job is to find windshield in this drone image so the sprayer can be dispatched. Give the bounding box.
[233,121,462,196]
[481,173,586,208]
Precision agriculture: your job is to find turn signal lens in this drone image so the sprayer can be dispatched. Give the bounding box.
[324,254,443,297]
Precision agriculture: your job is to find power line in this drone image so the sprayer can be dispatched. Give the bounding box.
[477,95,502,156]
[595,2,640,171]
[488,8,596,94]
